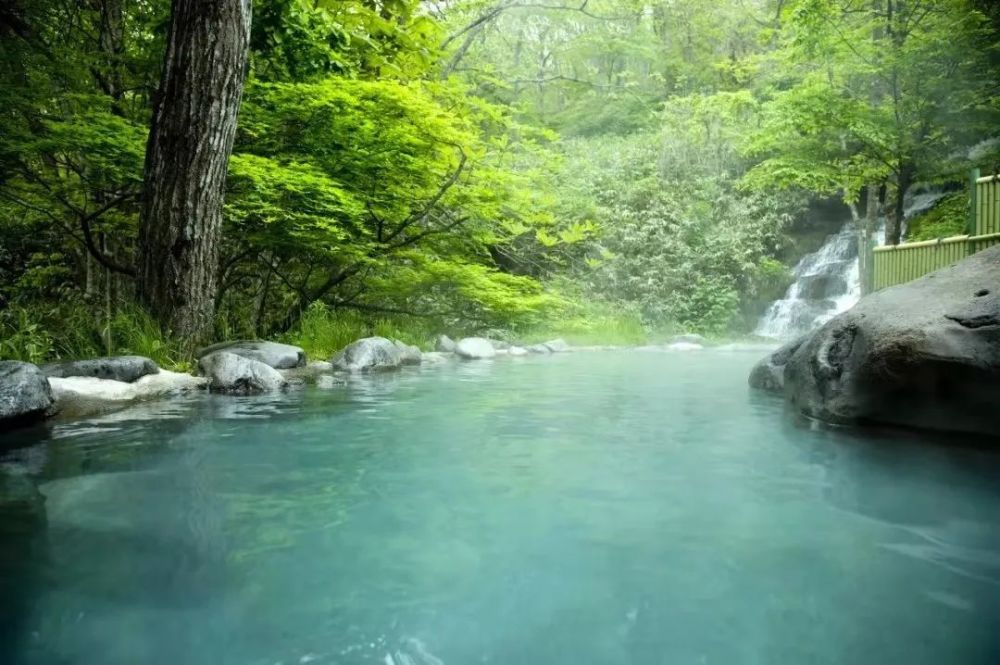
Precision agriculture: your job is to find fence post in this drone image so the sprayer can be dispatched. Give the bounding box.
[969,168,980,236]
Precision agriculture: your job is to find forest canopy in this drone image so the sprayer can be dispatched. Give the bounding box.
[1,0,998,363]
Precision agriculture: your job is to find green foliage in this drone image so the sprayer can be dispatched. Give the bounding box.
[554,131,803,334]
[282,303,436,359]
[524,286,648,346]
[906,194,969,242]
[0,302,188,370]
[2,0,999,360]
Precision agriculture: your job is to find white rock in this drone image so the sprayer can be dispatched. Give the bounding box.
[49,370,206,403]
[455,337,496,359]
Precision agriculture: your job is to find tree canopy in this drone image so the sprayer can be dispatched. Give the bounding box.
[1,0,997,360]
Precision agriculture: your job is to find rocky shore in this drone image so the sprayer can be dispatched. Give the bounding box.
[749,245,1000,437]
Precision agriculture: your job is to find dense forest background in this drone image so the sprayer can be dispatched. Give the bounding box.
[1,0,998,365]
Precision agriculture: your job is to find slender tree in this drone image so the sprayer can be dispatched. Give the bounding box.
[137,0,252,345]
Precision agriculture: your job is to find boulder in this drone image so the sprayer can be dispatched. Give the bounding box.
[316,375,346,390]
[748,336,808,392]
[198,352,288,395]
[435,335,457,353]
[488,338,511,350]
[196,341,306,369]
[508,346,528,356]
[49,371,207,419]
[279,361,334,383]
[41,356,158,383]
[780,245,1000,436]
[527,344,552,354]
[393,340,423,365]
[331,337,402,372]
[455,337,497,359]
[0,361,53,430]
[543,338,570,353]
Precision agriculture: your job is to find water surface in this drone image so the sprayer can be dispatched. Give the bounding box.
[2,350,999,664]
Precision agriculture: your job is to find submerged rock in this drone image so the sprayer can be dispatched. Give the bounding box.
[41,355,158,383]
[748,336,807,392]
[198,352,288,395]
[197,340,306,369]
[279,361,334,383]
[435,335,457,353]
[316,374,346,389]
[455,337,496,359]
[393,340,423,365]
[421,351,453,365]
[0,361,54,430]
[777,245,1000,436]
[331,337,402,372]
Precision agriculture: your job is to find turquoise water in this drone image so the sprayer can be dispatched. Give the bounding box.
[2,349,1000,664]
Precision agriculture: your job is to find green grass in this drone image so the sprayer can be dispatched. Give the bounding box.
[281,303,439,360]
[521,300,649,347]
[0,302,190,370]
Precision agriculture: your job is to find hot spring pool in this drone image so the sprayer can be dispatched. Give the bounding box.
[1,349,999,664]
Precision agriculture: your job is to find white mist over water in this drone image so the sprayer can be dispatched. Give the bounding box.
[755,190,949,340]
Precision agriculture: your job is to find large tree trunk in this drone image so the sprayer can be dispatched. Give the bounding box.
[137,0,251,346]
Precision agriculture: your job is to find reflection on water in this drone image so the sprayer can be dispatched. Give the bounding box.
[1,350,999,665]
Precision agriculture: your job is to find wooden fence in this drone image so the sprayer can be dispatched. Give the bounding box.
[974,172,1000,236]
[871,233,1000,291]
[868,170,1000,292]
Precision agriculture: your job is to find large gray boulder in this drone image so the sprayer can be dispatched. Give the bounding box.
[748,336,808,392]
[41,356,158,383]
[543,338,570,353]
[779,245,1000,436]
[331,337,402,372]
[393,340,423,365]
[455,337,497,359]
[197,341,305,369]
[435,335,457,353]
[198,352,288,395]
[0,361,53,429]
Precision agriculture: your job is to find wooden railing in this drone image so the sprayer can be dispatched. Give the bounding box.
[871,233,1000,292]
[868,170,1000,293]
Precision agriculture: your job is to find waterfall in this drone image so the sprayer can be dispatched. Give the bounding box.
[755,189,948,340]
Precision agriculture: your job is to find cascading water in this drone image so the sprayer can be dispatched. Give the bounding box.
[755,189,948,339]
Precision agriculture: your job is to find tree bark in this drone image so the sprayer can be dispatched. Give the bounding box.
[93,0,125,115]
[137,0,252,346]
